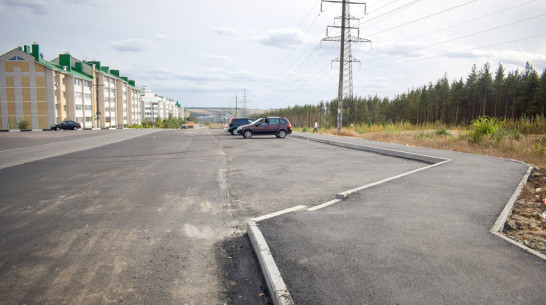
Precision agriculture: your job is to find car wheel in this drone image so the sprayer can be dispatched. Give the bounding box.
[231,129,237,135]
[243,130,253,139]
[55,127,60,131]
[277,130,287,138]
[73,126,78,130]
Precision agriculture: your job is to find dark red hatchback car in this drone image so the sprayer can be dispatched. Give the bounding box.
[236,117,292,139]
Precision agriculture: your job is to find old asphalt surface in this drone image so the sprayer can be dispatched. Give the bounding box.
[1,129,545,304]
[252,132,546,305]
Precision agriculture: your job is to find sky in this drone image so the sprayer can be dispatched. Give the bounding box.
[1,0,545,110]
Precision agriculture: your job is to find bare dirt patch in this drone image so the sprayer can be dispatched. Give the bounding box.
[503,168,546,254]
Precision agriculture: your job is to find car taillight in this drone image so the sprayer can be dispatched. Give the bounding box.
[229,118,234,124]
[288,122,292,128]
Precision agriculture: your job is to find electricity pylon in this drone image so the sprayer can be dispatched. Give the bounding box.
[322,0,371,133]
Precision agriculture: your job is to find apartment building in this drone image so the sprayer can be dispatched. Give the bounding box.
[1,44,63,129]
[140,86,183,122]
[50,53,95,128]
[0,43,192,130]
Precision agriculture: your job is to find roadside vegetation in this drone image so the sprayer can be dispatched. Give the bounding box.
[128,113,197,129]
[296,116,546,168]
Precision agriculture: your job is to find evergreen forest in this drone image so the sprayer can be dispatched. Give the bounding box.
[263,62,546,128]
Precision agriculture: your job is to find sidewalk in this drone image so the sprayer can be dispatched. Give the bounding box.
[249,132,545,305]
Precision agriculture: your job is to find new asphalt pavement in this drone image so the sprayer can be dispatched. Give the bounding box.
[251,132,546,305]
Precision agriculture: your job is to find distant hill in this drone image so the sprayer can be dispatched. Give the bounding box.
[187,107,265,122]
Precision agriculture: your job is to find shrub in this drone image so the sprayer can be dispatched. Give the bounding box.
[384,123,400,134]
[435,125,450,136]
[466,116,502,143]
[413,131,435,140]
[17,119,30,130]
[302,126,309,132]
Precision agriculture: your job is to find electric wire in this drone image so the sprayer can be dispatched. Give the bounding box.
[247,0,321,93]
[397,0,539,45]
[367,0,478,38]
[365,33,546,71]
[249,1,544,109]
[361,0,424,26]
[362,12,546,65]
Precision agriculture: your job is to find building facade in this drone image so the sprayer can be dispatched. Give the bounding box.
[0,43,185,130]
[0,43,147,129]
[140,86,183,123]
[0,44,57,129]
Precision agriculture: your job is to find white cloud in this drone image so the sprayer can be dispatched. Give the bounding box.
[210,27,242,36]
[111,38,154,52]
[156,33,174,40]
[2,0,48,15]
[201,54,232,62]
[1,0,544,108]
[254,28,314,48]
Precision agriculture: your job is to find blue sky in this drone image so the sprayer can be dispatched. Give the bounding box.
[1,0,545,109]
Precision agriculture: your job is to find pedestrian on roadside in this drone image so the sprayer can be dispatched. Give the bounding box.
[313,120,318,133]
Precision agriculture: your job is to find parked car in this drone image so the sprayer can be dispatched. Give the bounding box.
[236,117,292,139]
[50,120,81,130]
[228,118,253,135]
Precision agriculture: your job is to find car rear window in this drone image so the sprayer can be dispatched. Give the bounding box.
[280,119,287,124]
[269,118,280,124]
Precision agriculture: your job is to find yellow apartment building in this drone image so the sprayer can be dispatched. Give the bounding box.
[0,43,182,130]
[0,44,58,129]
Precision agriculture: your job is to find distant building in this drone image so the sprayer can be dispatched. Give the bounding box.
[140,86,183,122]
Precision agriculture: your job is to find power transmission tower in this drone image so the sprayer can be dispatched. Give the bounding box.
[243,89,247,117]
[321,0,371,133]
[235,93,238,117]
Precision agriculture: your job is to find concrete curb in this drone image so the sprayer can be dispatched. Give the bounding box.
[490,165,546,260]
[292,133,446,164]
[247,206,308,305]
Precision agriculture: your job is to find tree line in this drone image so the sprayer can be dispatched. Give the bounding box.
[263,62,546,127]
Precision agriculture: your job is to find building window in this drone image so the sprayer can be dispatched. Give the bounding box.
[9,55,26,61]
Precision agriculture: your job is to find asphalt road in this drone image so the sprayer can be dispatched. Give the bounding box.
[0,129,427,304]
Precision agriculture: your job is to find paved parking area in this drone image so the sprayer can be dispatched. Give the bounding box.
[252,133,545,305]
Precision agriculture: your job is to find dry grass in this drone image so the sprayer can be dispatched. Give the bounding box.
[304,126,546,169]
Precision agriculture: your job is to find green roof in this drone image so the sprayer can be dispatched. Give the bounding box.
[36,58,93,80]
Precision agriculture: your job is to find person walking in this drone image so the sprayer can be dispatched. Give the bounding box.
[313,120,318,133]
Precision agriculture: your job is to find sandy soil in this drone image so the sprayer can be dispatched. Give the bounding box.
[503,168,546,254]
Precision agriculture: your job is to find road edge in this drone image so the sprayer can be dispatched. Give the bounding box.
[247,206,308,305]
[489,165,546,260]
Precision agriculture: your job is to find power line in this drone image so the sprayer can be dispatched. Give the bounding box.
[367,0,478,38]
[247,0,321,94]
[364,33,546,71]
[362,13,546,65]
[397,0,539,45]
[361,0,423,26]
